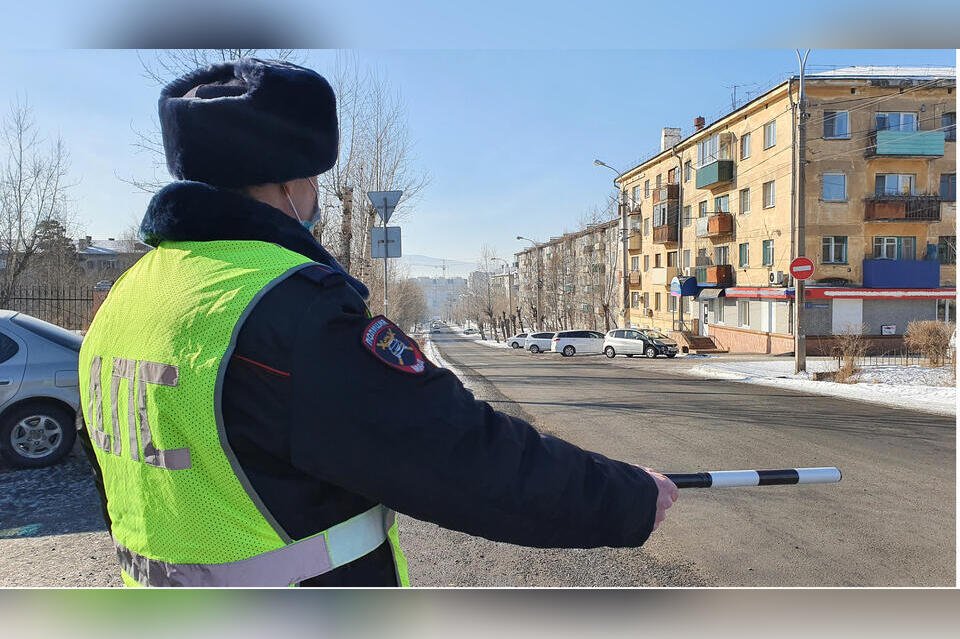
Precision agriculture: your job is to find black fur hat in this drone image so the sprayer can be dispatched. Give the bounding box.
[159,58,338,187]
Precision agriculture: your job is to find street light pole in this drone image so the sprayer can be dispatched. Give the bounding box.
[595,159,630,328]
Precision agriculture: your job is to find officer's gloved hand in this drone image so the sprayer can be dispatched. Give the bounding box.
[639,466,679,532]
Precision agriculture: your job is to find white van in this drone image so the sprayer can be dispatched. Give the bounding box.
[550,330,606,357]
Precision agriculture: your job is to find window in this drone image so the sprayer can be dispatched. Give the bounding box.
[656,174,662,188]
[631,186,641,207]
[643,217,650,235]
[698,200,708,218]
[714,194,730,212]
[697,133,719,167]
[943,112,956,142]
[737,300,750,327]
[763,120,776,148]
[654,292,661,311]
[0,332,19,364]
[875,174,915,196]
[738,242,750,267]
[937,299,955,323]
[668,167,677,184]
[715,300,724,323]
[682,249,691,269]
[873,236,916,260]
[643,255,649,271]
[715,245,729,265]
[683,205,692,227]
[739,188,751,214]
[938,236,956,265]
[642,292,649,308]
[823,111,849,139]
[667,251,677,267]
[940,173,957,201]
[668,295,677,312]
[644,179,650,198]
[762,240,774,266]
[630,256,640,271]
[876,112,917,132]
[762,180,776,208]
[740,132,751,159]
[654,253,662,268]
[822,236,848,264]
[631,292,640,308]
[684,160,692,182]
[822,173,847,201]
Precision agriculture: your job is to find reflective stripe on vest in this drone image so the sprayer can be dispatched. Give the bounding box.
[117,505,396,587]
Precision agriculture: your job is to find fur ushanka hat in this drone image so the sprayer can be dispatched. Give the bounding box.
[159,58,338,188]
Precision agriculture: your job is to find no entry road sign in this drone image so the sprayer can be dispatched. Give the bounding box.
[789,256,815,281]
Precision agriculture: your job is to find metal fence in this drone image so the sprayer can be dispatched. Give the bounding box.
[1,285,95,330]
[837,350,955,369]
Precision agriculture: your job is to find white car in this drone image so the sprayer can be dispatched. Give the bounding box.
[506,333,528,349]
[550,330,606,357]
[603,328,679,359]
[525,332,556,353]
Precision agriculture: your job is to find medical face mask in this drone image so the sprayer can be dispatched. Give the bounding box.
[284,179,321,232]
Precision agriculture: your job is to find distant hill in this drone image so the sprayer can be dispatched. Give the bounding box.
[400,254,478,278]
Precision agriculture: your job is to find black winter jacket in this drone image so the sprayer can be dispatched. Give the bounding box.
[81,181,659,586]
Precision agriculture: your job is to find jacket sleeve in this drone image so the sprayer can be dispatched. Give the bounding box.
[287,279,659,549]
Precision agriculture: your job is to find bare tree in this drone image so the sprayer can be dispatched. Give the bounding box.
[0,100,74,303]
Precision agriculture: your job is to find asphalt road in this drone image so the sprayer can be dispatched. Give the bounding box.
[0,327,953,586]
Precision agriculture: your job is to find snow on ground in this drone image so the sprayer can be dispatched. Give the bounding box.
[447,324,514,349]
[687,358,956,416]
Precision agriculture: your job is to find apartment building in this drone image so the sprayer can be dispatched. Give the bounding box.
[616,66,956,354]
[515,220,623,332]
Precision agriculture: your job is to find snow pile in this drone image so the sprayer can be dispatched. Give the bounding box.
[687,359,956,416]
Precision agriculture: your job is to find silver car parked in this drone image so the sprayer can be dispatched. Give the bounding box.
[0,311,82,468]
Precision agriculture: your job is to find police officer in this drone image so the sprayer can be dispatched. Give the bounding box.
[78,58,678,587]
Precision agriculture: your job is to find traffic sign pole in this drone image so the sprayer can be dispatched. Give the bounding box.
[367,191,403,319]
[790,256,815,374]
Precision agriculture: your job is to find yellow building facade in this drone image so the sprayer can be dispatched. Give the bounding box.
[617,66,956,354]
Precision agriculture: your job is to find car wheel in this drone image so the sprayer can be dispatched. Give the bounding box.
[0,403,77,469]
[529,344,540,354]
[604,346,616,359]
[666,353,677,358]
[510,342,519,348]
[562,345,576,357]
[645,346,658,358]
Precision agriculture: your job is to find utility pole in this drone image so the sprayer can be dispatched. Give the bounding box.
[794,49,810,374]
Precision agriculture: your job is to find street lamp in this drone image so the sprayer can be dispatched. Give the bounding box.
[517,236,544,330]
[594,159,631,329]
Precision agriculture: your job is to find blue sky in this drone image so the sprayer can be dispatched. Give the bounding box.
[0,48,954,263]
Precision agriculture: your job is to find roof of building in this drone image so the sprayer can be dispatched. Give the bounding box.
[807,65,955,79]
[77,239,151,255]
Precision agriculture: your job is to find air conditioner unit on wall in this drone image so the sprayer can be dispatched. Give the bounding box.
[769,270,785,286]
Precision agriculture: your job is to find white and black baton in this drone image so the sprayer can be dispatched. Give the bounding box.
[665,467,842,489]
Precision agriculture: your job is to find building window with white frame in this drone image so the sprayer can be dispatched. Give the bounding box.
[762,180,776,208]
[714,194,730,212]
[656,173,662,188]
[631,291,640,308]
[875,112,918,132]
[738,242,749,267]
[715,300,725,324]
[763,120,776,148]
[943,112,956,142]
[737,300,750,327]
[682,249,691,269]
[941,174,957,201]
[762,239,774,266]
[683,205,692,226]
[684,160,692,182]
[630,255,640,271]
[715,245,729,265]
[644,179,650,198]
[642,292,649,308]
[643,217,650,235]
[740,132,751,159]
[655,292,661,311]
[698,200,708,217]
[822,173,847,201]
[739,187,751,214]
[697,133,720,167]
[873,236,916,260]
[631,185,641,207]
[643,255,649,271]
[823,111,849,139]
[822,236,848,264]
[875,174,915,196]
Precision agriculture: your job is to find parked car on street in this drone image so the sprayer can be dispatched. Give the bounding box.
[462,327,478,335]
[525,332,556,353]
[0,311,82,468]
[603,328,678,359]
[551,330,606,357]
[507,333,528,348]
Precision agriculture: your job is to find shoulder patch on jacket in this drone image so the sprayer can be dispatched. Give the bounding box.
[296,263,343,287]
[362,316,426,375]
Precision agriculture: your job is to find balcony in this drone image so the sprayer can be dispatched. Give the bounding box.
[864,194,941,222]
[863,259,940,288]
[707,212,734,237]
[866,130,945,158]
[695,159,735,189]
[628,234,641,250]
[653,223,679,244]
[695,264,734,286]
[652,184,680,204]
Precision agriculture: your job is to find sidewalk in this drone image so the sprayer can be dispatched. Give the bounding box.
[684,356,956,416]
